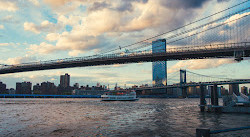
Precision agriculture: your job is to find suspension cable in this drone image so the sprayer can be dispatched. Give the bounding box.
[97,0,249,55]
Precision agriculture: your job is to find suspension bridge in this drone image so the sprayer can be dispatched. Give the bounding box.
[0,1,249,75]
[136,69,250,106]
[140,69,250,89]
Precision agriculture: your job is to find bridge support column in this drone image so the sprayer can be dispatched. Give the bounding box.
[196,128,210,137]
[210,86,215,105]
[234,50,244,62]
[212,84,218,106]
[212,84,220,112]
[200,84,205,112]
[182,87,187,98]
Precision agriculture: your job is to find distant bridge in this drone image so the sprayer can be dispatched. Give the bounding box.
[138,79,250,90]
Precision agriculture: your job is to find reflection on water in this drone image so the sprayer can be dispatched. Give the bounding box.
[0,98,249,137]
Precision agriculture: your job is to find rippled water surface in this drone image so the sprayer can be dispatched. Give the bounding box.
[0,98,249,137]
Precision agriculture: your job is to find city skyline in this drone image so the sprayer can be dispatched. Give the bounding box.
[1,74,249,97]
[0,1,250,136]
[0,0,250,89]
[1,73,249,92]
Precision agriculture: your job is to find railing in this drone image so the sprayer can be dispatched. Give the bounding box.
[0,42,249,70]
[240,92,250,101]
[0,94,101,98]
[196,126,250,137]
[232,92,238,102]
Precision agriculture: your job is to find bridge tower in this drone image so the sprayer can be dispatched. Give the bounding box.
[180,69,187,84]
[180,69,187,98]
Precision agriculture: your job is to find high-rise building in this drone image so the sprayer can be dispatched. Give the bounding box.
[16,82,22,94]
[41,82,57,95]
[229,84,239,95]
[60,73,70,88]
[16,82,32,94]
[0,81,6,94]
[220,86,228,96]
[33,83,41,94]
[152,39,167,87]
[33,83,40,91]
[241,86,248,95]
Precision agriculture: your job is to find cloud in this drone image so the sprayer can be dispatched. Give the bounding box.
[24,20,62,34]
[0,43,8,46]
[83,9,121,36]
[119,0,161,32]
[224,12,250,26]
[29,0,204,55]
[168,58,236,73]
[29,32,99,55]
[57,15,81,26]
[116,0,148,12]
[30,9,121,55]
[45,33,60,41]
[0,0,18,12]
[88,1,110,12]
[119,0,198,32]
[0,15,19,24]
[0,25,4,29]
[43,0,74,7]
[29,42,56,54]
[68,50,83,56]
[0,43,24,47]
[29,0,242,57]
[160,0,209,9]
[28,0,40,6]
[95,72,119,78]
[24,22,40,34]
[4,56,37,65]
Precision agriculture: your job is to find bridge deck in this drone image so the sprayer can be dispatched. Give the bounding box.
[137,79,250,90]
[0,42,249,74]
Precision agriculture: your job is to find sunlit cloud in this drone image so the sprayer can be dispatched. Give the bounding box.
[24,20,62,34]
[27,0,211,56]
[28,0,40,6]
[168,58,236,73]
[0,25,4,29]
[0,0,18,12]
[4,55,37,65]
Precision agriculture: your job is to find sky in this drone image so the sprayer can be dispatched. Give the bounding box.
[0,0,249,89]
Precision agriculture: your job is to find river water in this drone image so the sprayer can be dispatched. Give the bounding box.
[0,98,249,137]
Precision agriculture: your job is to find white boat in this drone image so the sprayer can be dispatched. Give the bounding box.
[101,91,139,101]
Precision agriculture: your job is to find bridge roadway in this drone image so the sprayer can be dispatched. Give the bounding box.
[137,79,250,90]
[0,42,249,74]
